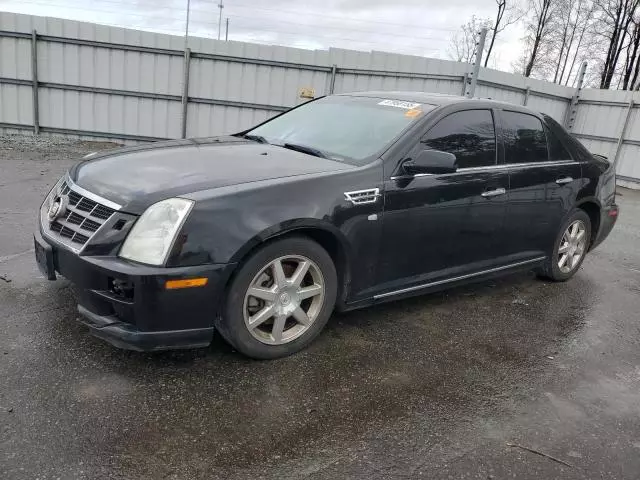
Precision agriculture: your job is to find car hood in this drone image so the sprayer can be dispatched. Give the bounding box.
[70,137,352,212]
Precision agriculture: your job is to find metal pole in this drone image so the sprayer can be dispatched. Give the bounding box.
[183,0,190,51]
[217,1,224,41]
[565,61,587,131]
[612,98,634,169]
[329,64,337,94]
[464,27,487,99]
[225,18,229,41]
[180,48,191,139]
[523,86,531,106]
[31,29,40,135]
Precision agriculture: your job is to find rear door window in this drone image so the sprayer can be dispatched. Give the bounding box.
[421,109,497,169]
[502,111,549,163]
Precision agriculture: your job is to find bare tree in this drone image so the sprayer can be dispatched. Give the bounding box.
[540,0,599,84]
[596,0,640,89]
[484,0,522,67]
[552,0,578,82]
[618,14,640,88]
[447,15,492,64]
[558,0,598,85]
[521,0,555,77]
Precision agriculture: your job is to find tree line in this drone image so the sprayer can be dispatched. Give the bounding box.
[448,0,640,89]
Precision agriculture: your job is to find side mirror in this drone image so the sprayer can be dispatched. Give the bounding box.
[403,149,457,175]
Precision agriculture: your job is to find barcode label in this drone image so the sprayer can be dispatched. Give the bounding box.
[378,99,422,109]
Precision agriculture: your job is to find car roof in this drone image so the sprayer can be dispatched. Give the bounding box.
[337,90,536,114]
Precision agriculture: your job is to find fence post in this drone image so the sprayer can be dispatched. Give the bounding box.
[460,73,468,96]
[565,61,587,131]
[31,29,40,135]
[612,98,634,169]
[180,47,191,139]
[329,64,337,94]
[523,86,531,106]
[464,27,487,99]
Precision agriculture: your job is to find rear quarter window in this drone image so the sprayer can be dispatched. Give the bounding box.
[542,114,593,162]
[545,125,573,161]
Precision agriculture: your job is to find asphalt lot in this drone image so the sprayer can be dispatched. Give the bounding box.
[1,135,640,480]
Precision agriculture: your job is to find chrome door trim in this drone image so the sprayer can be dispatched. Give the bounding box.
[389,161,581,180]
[373,256,547,300]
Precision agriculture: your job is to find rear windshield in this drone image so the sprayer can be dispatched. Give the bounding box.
[248,95,436,165]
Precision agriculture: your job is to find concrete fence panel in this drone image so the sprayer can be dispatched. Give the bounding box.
[0,11,638,186]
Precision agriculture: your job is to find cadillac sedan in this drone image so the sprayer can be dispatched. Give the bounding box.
[35,92,619,359]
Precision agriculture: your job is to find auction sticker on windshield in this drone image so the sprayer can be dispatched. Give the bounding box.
[378,99,422,109]
[404,108,423,118]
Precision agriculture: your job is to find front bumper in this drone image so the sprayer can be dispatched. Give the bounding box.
[77,305,215,351]
[35,229,234,352]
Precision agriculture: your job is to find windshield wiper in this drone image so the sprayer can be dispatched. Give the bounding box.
[281,143,328,159]
[243,134,269,144]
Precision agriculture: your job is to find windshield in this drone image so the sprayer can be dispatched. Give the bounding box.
[246,95,436,165]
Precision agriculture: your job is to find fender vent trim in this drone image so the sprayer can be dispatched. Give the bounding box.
[344,188,381,205]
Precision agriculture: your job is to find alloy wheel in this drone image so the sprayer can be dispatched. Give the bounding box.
[243,255,325,345]
[558,220,587,274]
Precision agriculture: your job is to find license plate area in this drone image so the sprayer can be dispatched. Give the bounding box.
[34,235,56,280]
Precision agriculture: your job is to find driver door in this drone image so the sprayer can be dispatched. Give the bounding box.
[375,108,510,295]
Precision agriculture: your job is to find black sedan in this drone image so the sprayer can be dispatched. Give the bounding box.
[34,92,619,359]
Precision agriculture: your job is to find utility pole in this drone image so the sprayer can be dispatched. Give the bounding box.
[464,27,487,99]
[217,1,224,41]
[183,0,190,50]
[225,18,229,41]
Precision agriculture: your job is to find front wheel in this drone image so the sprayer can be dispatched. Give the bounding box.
[538,209,591,282]
[217,236,337,359]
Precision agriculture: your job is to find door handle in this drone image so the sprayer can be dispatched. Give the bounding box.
[481,187,506,198]
[556,176,573,185]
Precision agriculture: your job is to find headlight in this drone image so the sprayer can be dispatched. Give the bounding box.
[119,198,194,266]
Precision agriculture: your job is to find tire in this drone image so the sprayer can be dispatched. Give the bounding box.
[216,236,337,359]
[538,209,591,282]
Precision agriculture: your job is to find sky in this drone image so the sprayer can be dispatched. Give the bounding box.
[0,0,525,71]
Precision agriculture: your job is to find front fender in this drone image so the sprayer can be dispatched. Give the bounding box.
[168,183,347,266]
[165,165,384,303]
[228,218,353,265]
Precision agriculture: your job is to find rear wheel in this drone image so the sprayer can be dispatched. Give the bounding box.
[217,236,337,359]
[538,209,591,282]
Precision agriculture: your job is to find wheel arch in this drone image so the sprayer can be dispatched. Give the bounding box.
[575,198,601,249]
[227,220,353,307]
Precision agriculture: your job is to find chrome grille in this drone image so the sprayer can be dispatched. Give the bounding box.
[42,179,117,250]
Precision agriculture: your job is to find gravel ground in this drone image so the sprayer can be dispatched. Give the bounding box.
[0,133,120,154]
[1,135,640,479]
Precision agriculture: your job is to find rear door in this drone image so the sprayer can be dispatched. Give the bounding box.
[543,122,583,227]
[500,110,582,259]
